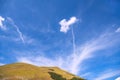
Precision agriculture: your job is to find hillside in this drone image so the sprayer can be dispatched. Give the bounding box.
[0,63,85,80]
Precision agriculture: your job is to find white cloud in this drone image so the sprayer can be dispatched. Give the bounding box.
[0,63,5,66]
[94,70,120,80]
[0,16,6,30]
[116,27,120,33]
[80,72,92,77]
[115,77,120,80]
[67,31,120,74]
[17,56,63,67]
[17,30,119,76]
[7,17,25,43]
[16,30,120,75]
[59,16,78,33]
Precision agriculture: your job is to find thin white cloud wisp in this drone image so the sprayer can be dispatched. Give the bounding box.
[17,30,120,75]
[115,77,120,80]
[17,56,63,67]
[116,27,120,33]
[0,63,5,66]
[0,16,6,30]
[94,70,120,80]
[7,17,25,43]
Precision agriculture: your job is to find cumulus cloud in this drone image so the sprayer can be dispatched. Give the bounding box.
[59,16,78,33]
[0,16,6,30]
[7,17,25,43]
[116,27,120,33]
[94,70,120,80]
[115,77,120,80]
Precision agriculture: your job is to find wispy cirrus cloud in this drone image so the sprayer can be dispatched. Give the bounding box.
[16,29,120,75]
[115,77,120,80]
[0,16,6,30]
[7,17,25,43]
[0,16,25,43]
[59,16,78,33]
[66,30,120,74]
[116,27,120,33]
[17,56,63,67]
[0,63,5,66]
[93,69,120,80]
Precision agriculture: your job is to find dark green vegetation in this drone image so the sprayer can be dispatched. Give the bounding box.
[71,77,84,80]
[0,63,85,80]
[48,72,84,80]
[49,72,66,80]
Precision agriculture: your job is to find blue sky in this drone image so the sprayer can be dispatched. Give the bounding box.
[0,0,120,80]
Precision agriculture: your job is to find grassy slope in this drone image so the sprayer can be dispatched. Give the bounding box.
[0,63,84,80]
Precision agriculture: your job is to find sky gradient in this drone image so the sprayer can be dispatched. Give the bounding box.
[0,0,120,80]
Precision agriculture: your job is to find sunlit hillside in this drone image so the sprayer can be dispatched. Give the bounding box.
[0,63,85,80]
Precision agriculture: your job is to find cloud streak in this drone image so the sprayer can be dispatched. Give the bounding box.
[7,17,25,43]
[68,32,116,74]
[59,17,78,72]
[115,77,120,80]
[0,63,5,66]
[71,26,76,55]
[0,16,6,30]
[93,69,120,80]
[17,29,120,75]
[116,27,120,33]
[17,56,63,67]
[59,16,78,33]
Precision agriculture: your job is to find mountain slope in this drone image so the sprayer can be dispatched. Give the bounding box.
[0,63,85,80]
